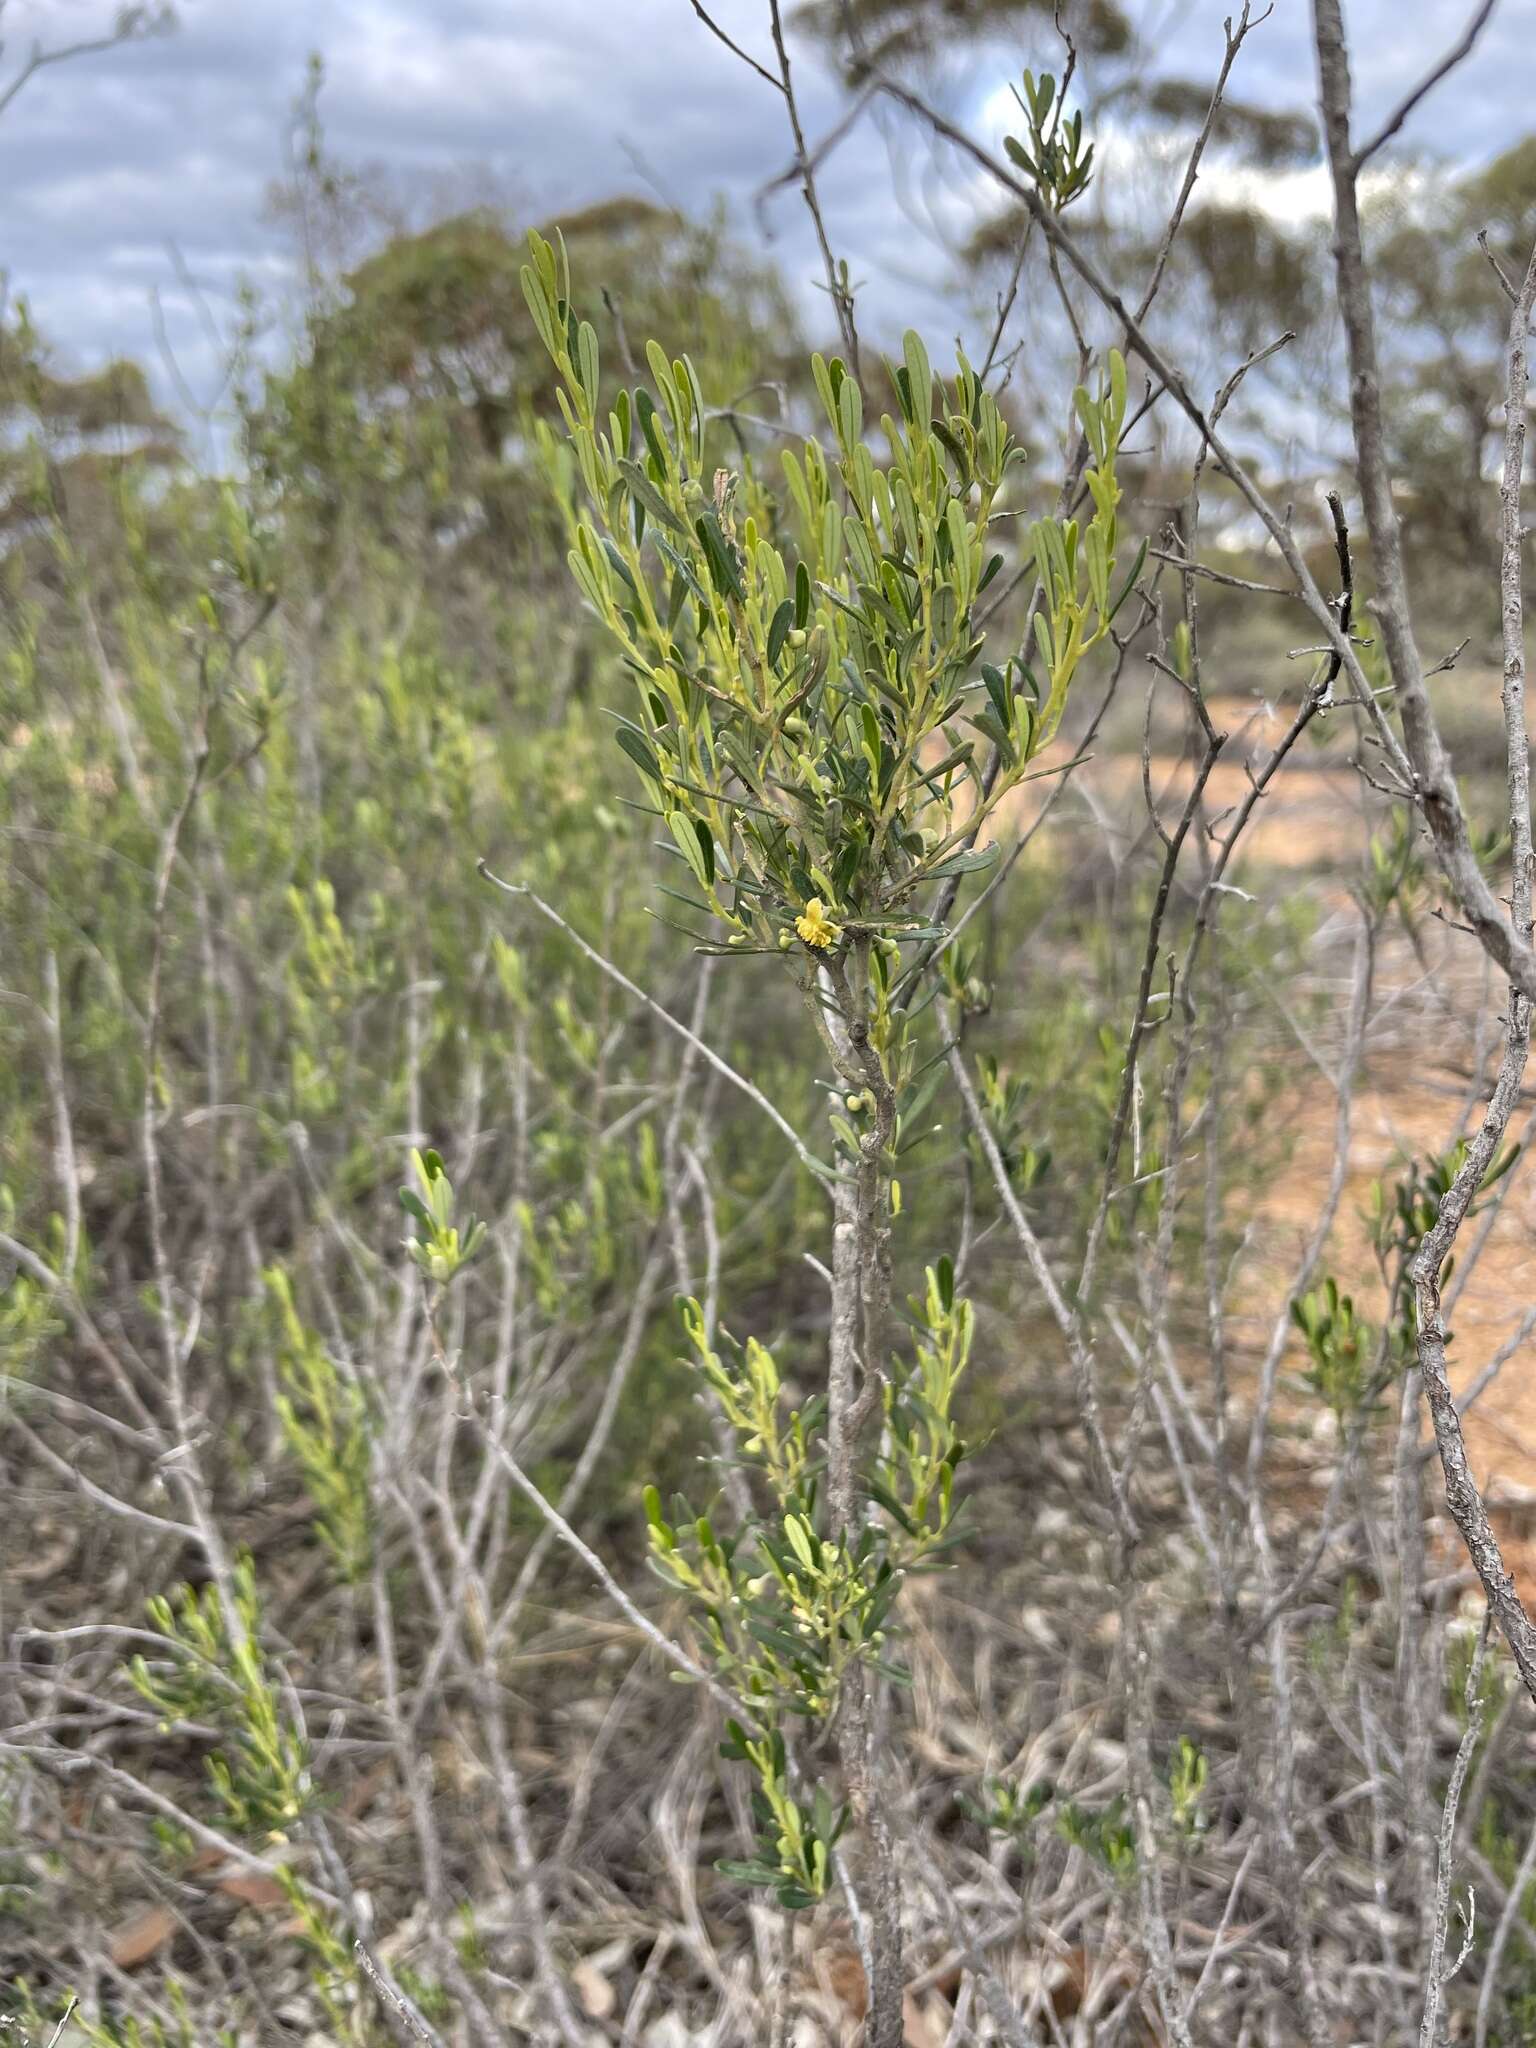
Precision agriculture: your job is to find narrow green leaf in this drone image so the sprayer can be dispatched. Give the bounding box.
[925,844,998,880]
[618,458,688,535]
[694,817,716,887]
[902,330,931,425]
[615,727,664,785]
[767,598,794,668]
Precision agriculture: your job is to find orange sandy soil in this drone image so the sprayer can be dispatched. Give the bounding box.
[1001,680,1536,1584]
[1241,1049,1536,1557]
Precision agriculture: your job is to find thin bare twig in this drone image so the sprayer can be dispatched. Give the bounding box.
[1409,227,1536,1698]
[686,0,784,94]
[1419,1610,1490,2047]
[767,0,860,375]
[1352,0,1499,169]
[0,2,170,120]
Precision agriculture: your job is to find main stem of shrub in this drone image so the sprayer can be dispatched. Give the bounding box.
[818,936,903,2047]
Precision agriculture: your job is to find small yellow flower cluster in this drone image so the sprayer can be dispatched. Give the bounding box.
[795,898,839,950]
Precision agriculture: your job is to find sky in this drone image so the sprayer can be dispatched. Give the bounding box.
[2,0,1532,430]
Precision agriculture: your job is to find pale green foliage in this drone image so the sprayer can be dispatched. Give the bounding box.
[1291,1277,1381,1426]
[682,1298,814,1503]
[1360,808,1428,923]
[0,1191,64,1379]
[869,1257,972,1554]
[56,1976,219,2048]
[972,1735,1206,1866]
[520,224,1132,975]
[128,1557,309,1839]
[1005,69,1097,216]
[131,1547,373,2039]
[271,1870,387,2047]
[642,1475,895,1724]
[715,1723,848,1911]
[1057,1794,1137,1878]
[965,1771,1054,1844]
[639,1262,973,1906]
[286,878,375,1117]
[1295,1136,1526,1429]
[515,1118,664,1314]
[267,1265,372,1581]
[398,1145,486,1289]
[1367,1134,1520,1278]
[966,1050,1051,1191]
[1168,1735,1208,1842]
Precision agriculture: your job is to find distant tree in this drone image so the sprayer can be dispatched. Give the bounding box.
[1367,136,1536,574]
[249,193,806,562]
[796,0,1131,75]
[0,303,186,631]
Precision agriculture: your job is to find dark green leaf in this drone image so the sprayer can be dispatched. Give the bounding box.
[614,726,664,785]
[695,513,745,603]
[767,599,794,668]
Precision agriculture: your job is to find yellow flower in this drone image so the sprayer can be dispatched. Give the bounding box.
[795,898,839,950]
